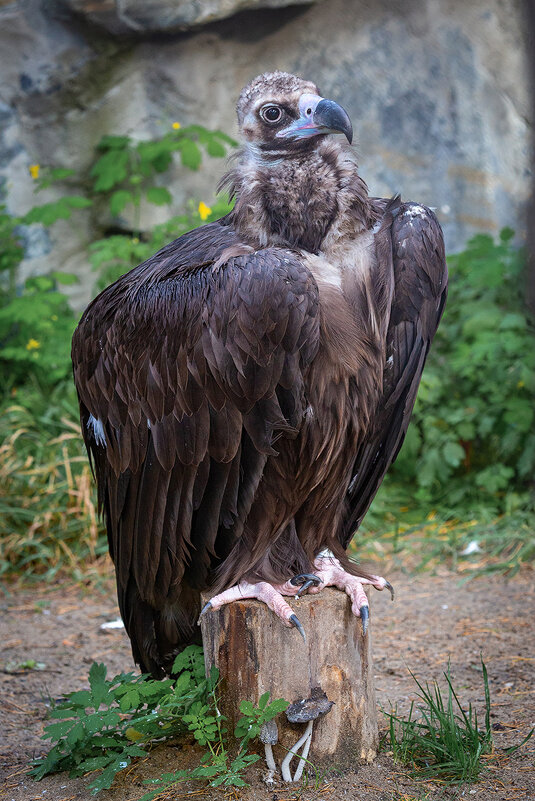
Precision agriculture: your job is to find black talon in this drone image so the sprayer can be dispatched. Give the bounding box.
[289,613,307,643]
[384,580,395,601]
[289,573,322,598]
[290,573,321,586]
[197,601,213,624]
[360,605,369,635]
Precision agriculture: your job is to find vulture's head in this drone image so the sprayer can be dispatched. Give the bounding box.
[236,71,353,152]
[226,71,373,251]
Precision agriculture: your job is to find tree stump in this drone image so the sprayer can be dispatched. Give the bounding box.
[200,587,378,775]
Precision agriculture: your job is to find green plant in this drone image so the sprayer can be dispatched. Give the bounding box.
[90,196,233,290]
[0,123,235,398]
[390,228,534,515]
[357,229,535,573]
[86,127,234,288]
[30,646,214,793]
[30,645,288,795]
[139,689,288,798]
[0,204,24,294]
[234,692,290,748]
[383,658,493,783]
[0,201,78,393]
[90,126,235,227]
[0,271,79,393]
[0,383,106,579]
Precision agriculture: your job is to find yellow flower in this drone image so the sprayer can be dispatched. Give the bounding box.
[198,201,212,221]
[51,314,58,321]
[26,338,41,350]
[172,122,181,130]
[29,164,40,180]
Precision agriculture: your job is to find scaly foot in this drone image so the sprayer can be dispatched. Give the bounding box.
[198,578,316,641]
[307,549,394,634]
[198,553,393,637]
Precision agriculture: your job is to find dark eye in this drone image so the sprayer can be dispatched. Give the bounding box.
[260,105,282,124]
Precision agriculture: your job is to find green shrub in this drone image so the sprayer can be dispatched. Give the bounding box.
[90,196,232,290]
[0,271,78,393]
[30,645,287,794]
[0,123,235,398]
[389,228,534,517]
[0,122,235,576]
[0,383,106,579]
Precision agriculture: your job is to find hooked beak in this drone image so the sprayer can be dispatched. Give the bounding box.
[277,92,353,144]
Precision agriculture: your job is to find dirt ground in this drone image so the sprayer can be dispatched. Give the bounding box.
[1,562,534,801]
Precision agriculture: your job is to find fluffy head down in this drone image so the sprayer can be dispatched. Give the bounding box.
[237,71,320,125]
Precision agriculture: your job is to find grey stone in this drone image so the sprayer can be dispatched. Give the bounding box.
[0,0,530,307]
[58,0,317,34]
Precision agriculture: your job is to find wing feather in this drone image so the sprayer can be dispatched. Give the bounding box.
[72,223,319,672]
[341,203,448,545]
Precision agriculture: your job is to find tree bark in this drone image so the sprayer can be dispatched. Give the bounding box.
[200,587,378,772]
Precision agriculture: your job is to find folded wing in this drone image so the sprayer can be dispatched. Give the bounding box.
[341,204,448,544]
[72,222,320,673]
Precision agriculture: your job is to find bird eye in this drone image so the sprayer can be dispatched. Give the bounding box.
[260,105,282,124]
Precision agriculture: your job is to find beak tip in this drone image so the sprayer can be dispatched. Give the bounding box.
[314,98,353,145]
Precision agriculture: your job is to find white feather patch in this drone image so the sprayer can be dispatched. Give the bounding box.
[87,414,106,447]
[403,205,427,219]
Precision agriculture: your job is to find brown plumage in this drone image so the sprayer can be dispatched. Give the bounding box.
[72,72,447,676]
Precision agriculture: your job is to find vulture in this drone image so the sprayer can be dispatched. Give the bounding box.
[72,72,447,677]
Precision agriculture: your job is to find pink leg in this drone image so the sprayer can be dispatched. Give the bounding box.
[198,578,313,640]
[307,550,394,633]
[198,554,393,637]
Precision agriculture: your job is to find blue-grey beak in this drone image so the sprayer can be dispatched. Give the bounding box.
[276,93,353,144]
[312,99,353,144]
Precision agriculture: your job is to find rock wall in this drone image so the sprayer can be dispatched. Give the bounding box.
[0,0,531,306]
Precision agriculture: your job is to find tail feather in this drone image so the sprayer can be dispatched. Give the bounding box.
[121,578,201,677]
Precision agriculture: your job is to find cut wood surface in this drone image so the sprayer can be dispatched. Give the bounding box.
[200,587,378,771]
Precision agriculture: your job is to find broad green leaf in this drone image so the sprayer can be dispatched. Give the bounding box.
[66,720,84,747]
[151,151,173,172]
[50,271,79,285]
[97,135,131,150]
[67,196,92,209]
[206,139,226,158]
[88,662,110,709]
[264,698,289,717]
[504,399,534,432]
[42,719,76,740]
[442,441,465,468]
[109,190,133,216]
[145,187,172,206]
[91,149,129,191]
[178,139,202,170]
[239,700,254,716]
[499,312,527,330]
